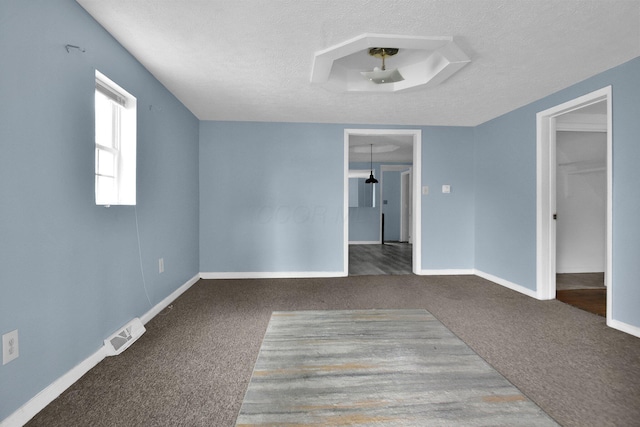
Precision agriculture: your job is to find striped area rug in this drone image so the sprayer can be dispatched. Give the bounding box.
[236,309,558,426]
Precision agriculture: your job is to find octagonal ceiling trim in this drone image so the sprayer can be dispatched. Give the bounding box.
[311,33,471,93]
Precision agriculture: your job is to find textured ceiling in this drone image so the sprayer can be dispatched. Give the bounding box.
[76,0,640,127]
[349,134,414,163]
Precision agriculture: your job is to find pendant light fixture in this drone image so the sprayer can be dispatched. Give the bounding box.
[360,47,404,84]
[365,144,378,184]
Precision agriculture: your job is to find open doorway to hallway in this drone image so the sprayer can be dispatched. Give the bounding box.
[348,243,412,275]
[344,129,421,275]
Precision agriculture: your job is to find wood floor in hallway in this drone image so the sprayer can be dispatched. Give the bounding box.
[348,242,412,276]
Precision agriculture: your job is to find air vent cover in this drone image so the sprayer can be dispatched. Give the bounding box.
[104,318,146,356]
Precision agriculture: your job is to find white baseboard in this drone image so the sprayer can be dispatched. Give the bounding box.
[609,318,640,339]
[1,273,200,427]
[418,269,475,275]
[475,271,640,337]
[415,268,542,300]
[140,274,200,324]
[474,269,539,299]
[348,241,381,245]
[0,347,107,427]
[200,271,347,279]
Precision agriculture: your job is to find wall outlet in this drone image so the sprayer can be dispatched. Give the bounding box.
[3,329,19,365]
[442,184,451,194]
[159,258,164,273]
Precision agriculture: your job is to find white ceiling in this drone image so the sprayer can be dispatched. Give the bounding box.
[349,134,414,163]
[76,0,639,127]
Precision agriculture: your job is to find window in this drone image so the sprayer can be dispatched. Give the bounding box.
[95,70,136,206]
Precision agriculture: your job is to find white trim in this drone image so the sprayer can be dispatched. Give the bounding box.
[400,169,412,243]
[0,348,107,427]
[536,87,612,307]
[140,274,200,324]
[0,274,200,427]
[412,134,422,273]
[416,270,540,300]
[343,138,350,275]
[605,93,613,326]
[609,319,640,339]
[555,113,607,132]
[418,269,475,276]
[348,169,371,178]
[200,271,347,280]
[344,128,422,275]
[475,270,539,299]
[380,165,413,172]
[380,165,412,244]
[349,241,380,245]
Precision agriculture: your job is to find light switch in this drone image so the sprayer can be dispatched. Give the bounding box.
[422,186,429,195]
[442,185,451,194]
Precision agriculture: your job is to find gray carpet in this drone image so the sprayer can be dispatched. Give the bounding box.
[26,275,640,427]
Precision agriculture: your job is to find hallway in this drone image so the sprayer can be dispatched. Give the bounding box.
[348,243,412,275]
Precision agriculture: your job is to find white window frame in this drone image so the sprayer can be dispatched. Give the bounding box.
[95,70,136,206]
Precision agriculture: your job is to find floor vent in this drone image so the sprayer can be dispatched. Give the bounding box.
[104,318,146,356]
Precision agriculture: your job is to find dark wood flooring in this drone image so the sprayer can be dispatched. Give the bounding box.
[556,273,606,317]
[349,242,412,275]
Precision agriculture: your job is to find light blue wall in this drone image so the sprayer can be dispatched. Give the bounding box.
[199,124,476,273]
[0,0,199,420]
[474,57,640,328]
[349,162,381,242]
[421,127,476,270]
[199,121,344,273]
[349,207,380,242]
[474,112,537,286]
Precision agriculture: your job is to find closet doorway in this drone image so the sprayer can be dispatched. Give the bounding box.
[536,87,612,321]
[555,101,608,316]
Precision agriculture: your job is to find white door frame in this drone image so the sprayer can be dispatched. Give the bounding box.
[536,86,612,323]
[380,165,412,243]
[400,169,412,243]
[344,129,422,274]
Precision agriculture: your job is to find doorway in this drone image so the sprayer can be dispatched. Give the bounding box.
[555,102,608,316]
[536,87,612,322]
[381,164,413,243]
[344,129,421,275]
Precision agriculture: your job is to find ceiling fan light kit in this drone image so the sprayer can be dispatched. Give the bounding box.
[311,33,470,93]
[360,47,405,84]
